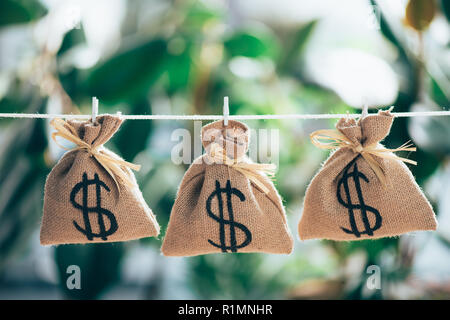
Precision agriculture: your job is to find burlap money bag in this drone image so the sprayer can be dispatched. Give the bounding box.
[298,109,437,241]
[40,115,159,245]
[161,120,293,256]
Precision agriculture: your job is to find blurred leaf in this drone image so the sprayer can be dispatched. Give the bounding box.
[437,234,450,249]
[370,0,409,60]
[411,149,441,184]
[85,39,167,104]
[0,0,46,26]
[224,28,279,59]
[0,96,28,114]
[0,0,448,300]
[188,254,287,299]
[0,99,47,184]
[166,42,192,94]
[0,77,36,123]
[430,76,450,107]
[115,99,153,161]
[55,243,125,299]
[441,0,450,22]
[0,99,48,271]
[58,68,83,106]
[278,20,317,73]
[58,25,87,56]
[405,0,436,31]
[184,2,222,31]
[328,238,398,261]
[0,175,45,271]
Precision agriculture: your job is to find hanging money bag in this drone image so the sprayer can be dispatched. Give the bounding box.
[298,109,437,241]
[161,120,293,256]
[40,115,160,245]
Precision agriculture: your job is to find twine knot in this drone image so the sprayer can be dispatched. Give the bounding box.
[352,143,364,153]
[50,118,141,191]
[207,142,276,194]
[310,129,416,187]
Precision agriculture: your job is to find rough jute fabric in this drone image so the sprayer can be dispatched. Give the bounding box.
[162,120,293,256]
[41,115,159,245]
[298,110,437,241]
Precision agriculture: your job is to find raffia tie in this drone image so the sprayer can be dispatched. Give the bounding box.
[207,142,276,194]
[50,118,141,191]
[310,129,416,186]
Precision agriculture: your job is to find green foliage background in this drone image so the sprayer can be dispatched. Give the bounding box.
[0,0,449,300]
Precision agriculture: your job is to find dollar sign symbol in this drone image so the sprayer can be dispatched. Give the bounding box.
[337,159,382,237]
[206,180,252,252]
[70,172,118,241]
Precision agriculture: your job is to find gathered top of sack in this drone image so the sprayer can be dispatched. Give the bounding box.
[336,109,394,150]
[202,120,249,161]
[299,108,437,241]
[41,114,160,245]
[66,115,123,148]
[161,119,293,256]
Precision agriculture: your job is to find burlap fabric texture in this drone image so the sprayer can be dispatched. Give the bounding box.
[162,120,293,256]
[41,115,160,245]
[298,109,437,241]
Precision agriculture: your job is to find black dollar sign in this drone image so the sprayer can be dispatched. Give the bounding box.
[206,180,252,252]
[337,159,382,237]
[70,172,118,241]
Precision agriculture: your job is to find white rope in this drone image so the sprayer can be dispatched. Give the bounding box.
[0,110,449,120]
